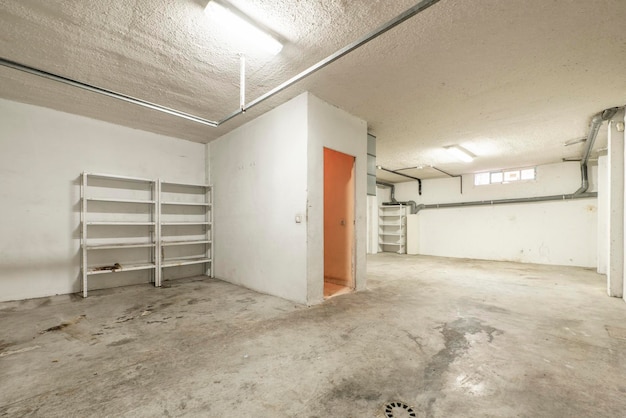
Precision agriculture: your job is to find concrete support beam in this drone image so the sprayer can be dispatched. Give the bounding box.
[367,195,379,254]
[608,108,625,298]
[597,155,608,275]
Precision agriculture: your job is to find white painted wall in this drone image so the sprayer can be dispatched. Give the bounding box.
[209,93,366,305]
[307,94,368,304]
[0,99,206,302]
[386,162,598,267]
[209,94,309,304]
[366,195,378,254]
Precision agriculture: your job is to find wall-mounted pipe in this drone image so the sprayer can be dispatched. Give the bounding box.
[0,0,441,129]
[376,181,418,214]
[415,107,621,213]
[575,107,618,195]
[376,181,397,203]
[384,200,418,214]
[239,54,246,112]
[415,192,597,212]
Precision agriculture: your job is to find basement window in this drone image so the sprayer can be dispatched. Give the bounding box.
[520,168,536,180]
[490,172,503,183]
[474,172,490,185]
[503,170,520,182]
[475,167,536,186]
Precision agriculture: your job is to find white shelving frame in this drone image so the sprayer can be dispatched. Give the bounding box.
[157,180,213,287]
[378,204,407,254]
[80,172,159,297]
[80,173,213,296]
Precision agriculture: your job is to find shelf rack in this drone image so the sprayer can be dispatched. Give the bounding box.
[157,180,213,287]
[378,204,407,254]
[80,172,213,297]
[81,172,158,297]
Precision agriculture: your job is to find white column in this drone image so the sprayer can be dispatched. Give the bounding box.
[608,109,625,297]
[367,195,379,254]
[597,155,608,274]
[620,109,626,303]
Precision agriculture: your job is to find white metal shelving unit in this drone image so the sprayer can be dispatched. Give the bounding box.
[378,204,407,254]
[158,180,213,287]
[80,173,213,296]
[80,172,159,297]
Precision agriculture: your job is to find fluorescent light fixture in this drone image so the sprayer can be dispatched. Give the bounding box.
[205,1,283,55]
[445,145,474,163]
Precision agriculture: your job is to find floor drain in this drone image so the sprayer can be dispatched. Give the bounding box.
[384,402,416,418]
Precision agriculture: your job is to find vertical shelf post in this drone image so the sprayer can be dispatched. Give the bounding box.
[159,181,213,281]
[155,179,162,287]
[207,186,213,277]
[81,172,88,297]
[80,172,157,297]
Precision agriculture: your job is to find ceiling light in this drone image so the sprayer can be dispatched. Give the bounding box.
[445,145,474,163]
[205,1,283,55]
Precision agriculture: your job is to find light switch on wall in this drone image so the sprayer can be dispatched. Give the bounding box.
[295,215,302,223]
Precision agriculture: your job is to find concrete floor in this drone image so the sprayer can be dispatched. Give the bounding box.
[1,253,626,417]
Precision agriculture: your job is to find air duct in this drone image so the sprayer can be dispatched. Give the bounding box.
[574,107,619,195]
[376,181,397,203]
[376,181,418,214]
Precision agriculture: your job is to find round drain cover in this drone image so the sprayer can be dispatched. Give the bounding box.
[384,402,417,418]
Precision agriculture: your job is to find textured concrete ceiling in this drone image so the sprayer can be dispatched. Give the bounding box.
[1,0,626,180]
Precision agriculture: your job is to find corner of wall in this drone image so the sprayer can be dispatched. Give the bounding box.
[206,142,211,185]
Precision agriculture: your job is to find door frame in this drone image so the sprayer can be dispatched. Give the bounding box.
[323,146,356,291]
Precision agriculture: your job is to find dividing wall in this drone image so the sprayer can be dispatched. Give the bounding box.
[209,92,367,305]
[208,94,309,304]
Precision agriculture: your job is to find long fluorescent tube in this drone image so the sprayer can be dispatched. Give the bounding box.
[445,145,474,162]
[205,1,283,55]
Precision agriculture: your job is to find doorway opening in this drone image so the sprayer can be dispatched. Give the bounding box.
[323,147,356,299]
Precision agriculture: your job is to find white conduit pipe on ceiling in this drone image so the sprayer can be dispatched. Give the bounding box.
[0,0,441,127]
[0,56,220,127]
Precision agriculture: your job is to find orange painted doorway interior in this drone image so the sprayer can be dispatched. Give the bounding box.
[323,147,355,298]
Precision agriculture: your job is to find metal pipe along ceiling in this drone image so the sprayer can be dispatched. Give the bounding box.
[378,167,422,195]
[0,0,441,127]
[0,57,219,127]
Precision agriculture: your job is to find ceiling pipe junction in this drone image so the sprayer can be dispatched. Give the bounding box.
[0,0,441,129]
